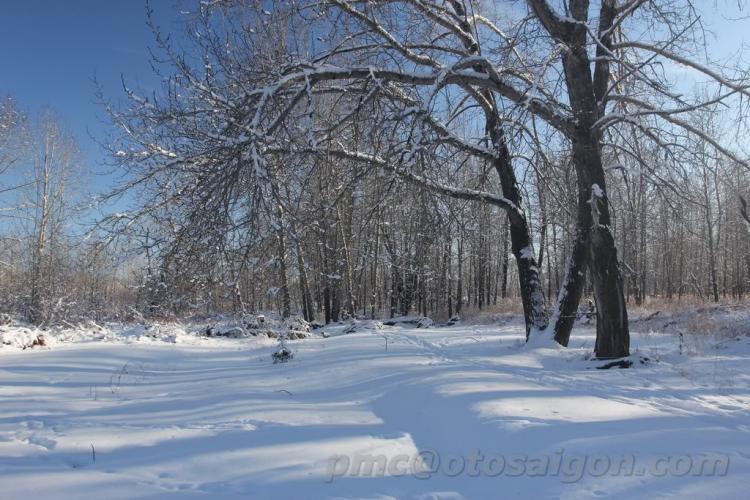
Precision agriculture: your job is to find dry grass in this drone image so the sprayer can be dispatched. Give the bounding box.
[456,296,750,337]
[455,299,525,325]
[627,297,750,347]
[626,296,709,317]
[683,306,750,338]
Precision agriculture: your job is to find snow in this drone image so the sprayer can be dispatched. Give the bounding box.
[520,245,535,260]
[1,317,749,499]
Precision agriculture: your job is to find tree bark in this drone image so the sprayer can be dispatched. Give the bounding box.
[271,182,292,319]
[530,0,630,357]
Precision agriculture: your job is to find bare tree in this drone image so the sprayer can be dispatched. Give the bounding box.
[98,1,750,360]
[21,108,82,324]
[0,94,29,209]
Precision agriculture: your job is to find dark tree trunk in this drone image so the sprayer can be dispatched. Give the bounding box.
[371,211,381,320]
[450,0,547,336]
[488,125,548,336]
[551,221,588,346]
[530,0,630,357]
[456,234,463,313]
[500,221,509,299]
[272,183,292,319]
[324,286,332,324]
[564,0,629,358]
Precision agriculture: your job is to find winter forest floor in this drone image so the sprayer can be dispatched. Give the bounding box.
[1,306,750,499]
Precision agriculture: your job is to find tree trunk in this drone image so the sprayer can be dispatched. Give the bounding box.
[549,0,629,358]
[551,219,588,346]
[488,124,549,336]
[370,209,381,320]
[271,183,292,319]
[500,221,509,299]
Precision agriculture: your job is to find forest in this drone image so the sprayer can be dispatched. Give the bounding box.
[2,2,750,497]
[2,0,750,356]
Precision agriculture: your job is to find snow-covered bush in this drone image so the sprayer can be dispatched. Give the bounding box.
[684,307,750,340]
[281,317,313,339]
[1,328,47,349]
[140,323,184,343]
[343,320,385,334]
[417,317,434,329]
[272,331,294,364]
[0,314,12,327]
[383,316,434,329]
[203,314,313,340]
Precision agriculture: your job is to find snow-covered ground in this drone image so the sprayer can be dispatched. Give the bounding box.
[1,313,749,499]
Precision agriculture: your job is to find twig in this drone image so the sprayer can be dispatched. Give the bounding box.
[631,310,660,323]
[379,333,389,351]
[61,319,77,329]
[713,337,739,349]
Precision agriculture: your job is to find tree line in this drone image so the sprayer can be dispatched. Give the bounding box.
[2,1,750,360]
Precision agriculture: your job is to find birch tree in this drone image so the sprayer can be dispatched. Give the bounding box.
[22,108,82,324]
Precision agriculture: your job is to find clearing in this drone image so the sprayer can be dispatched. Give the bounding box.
[0,315,748,499]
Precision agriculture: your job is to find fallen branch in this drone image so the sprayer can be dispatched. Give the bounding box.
[596,359,633,370]
[631,311,660,323]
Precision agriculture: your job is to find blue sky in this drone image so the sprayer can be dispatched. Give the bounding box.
[0,0,179,199]
[1,1,747,206]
